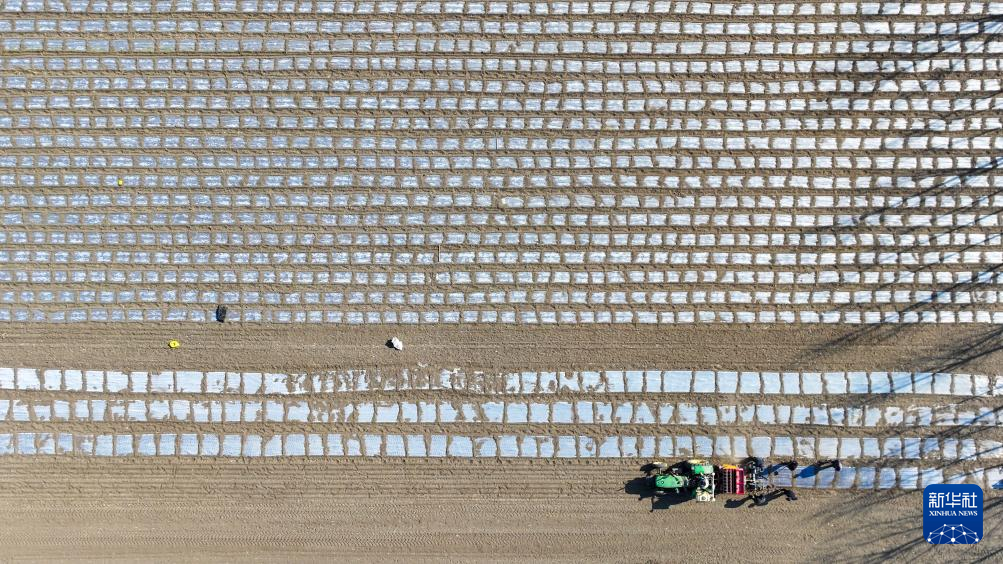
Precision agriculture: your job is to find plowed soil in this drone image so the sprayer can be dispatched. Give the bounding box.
[3,2,1003,559]
[1,325,1001,560]
[0,458,999,563]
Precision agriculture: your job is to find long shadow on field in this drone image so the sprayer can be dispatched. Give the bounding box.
[811,490,1002,562]
[972,497,1003,562]
[789,15,1003,366]
[768,14,1003,559]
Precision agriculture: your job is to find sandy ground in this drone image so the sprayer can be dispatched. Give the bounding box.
[0,458,998,563]
[3,324,1003,374]
[4,2,1003,559]
[1,324,1000,560]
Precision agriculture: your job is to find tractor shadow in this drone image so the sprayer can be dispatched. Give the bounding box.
[625,475,795,511]
[623,476,696,511]
[626,462,797,511]
[626,461,699,511]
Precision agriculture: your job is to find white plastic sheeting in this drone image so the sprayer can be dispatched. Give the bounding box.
[3,367,995,397]
[1,431,998,491]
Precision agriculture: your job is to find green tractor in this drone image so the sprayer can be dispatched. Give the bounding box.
[648,459,716,502]
[643,457,804,507]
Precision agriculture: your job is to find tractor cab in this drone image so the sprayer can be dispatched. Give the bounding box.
[653,473,688,491]
[648,459,716,502]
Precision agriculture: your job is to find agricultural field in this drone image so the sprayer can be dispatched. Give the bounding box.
[1,0,1002,560]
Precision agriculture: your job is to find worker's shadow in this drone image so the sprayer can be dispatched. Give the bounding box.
[623,477,695,511]
[725,498,753,509]
[724,488,799,509]
[795,466,819,479]
[766,463,795,476]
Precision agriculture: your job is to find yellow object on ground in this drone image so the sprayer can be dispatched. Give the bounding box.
[168,340,181,349]
[117,179,124,186]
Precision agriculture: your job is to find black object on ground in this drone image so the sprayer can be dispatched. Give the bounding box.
[215,304,227,322]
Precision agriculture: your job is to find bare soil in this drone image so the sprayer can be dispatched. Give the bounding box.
[3,324,1002,374]
[0,458,998,563]
[1,324,1000,560]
